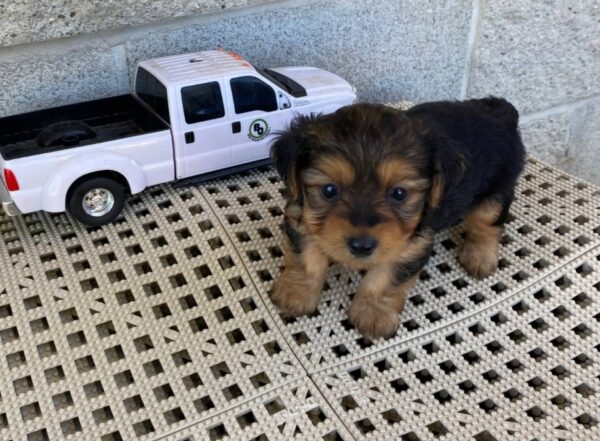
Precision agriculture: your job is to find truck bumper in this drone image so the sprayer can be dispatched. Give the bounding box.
[0,179,21,217]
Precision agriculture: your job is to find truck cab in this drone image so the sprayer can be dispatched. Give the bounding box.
[0,50,356,226]
[135,50,356,179]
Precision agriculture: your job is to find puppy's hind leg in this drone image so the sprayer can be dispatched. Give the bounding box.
[459,195,512,279]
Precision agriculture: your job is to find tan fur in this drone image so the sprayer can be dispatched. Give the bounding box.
[270,240,329,316]
[299,156,428,269]
[429,174,444,208]
[459,200,502,278]
[311,209,430,270]
[348,267,418,340]
[305,155,355,187]
[394,231,433,265]
[378,159,419,186]
[288,181,300,201]
[284,202,306,236]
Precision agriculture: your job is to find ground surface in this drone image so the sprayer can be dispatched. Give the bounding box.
[0,157,599,441]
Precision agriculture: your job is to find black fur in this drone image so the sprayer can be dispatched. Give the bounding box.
[284,215,304,254]
[393,240,434,285]
[408,97,525,233]
[271,115,318,203]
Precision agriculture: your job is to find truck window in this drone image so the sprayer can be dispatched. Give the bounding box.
[135,68,170,124]
[181,82,225,124]
[230,76,277,114]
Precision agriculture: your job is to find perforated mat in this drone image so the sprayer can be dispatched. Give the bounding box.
[1,157,599,439]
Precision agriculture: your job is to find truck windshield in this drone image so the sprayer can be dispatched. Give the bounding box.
[135,68,171,124]
[255,67,307,98]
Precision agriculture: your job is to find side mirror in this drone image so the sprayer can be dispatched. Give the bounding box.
[278,92,291,110]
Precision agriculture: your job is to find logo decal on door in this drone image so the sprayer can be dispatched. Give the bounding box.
[248,119,270,141]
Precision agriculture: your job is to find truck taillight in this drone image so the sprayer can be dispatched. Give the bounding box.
[3,169,19,191]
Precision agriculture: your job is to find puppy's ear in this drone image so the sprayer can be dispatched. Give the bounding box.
[271,115,316,202]
[425,132,467,209]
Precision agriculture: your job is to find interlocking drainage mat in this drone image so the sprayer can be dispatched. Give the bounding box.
[1,157,599,441]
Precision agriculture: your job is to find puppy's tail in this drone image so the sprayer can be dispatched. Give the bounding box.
[467,96,519,131]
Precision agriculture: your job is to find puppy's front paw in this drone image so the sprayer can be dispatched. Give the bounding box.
[459,239,498,279]
[270,269,322,317]
[348,297,399,340]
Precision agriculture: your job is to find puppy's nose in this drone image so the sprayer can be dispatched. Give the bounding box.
[348,236,378,257]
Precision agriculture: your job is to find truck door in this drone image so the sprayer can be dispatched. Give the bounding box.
[174,81,232,178]
[226,75,291,165]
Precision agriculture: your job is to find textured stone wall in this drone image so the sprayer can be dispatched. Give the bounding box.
[0,0,277,46]
[0,0,472,114]
[0,0,598,183]
[467,0,600,183]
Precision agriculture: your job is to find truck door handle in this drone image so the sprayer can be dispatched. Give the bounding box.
[232,121,241,134]
[185,131,195,144]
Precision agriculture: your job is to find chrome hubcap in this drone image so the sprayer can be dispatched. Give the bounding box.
[82,188,114,217]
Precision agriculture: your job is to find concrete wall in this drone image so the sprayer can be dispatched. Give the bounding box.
[1,0,598,183]
[467,0,600,183]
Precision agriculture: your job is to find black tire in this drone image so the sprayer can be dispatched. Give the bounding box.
[67,177,126,227]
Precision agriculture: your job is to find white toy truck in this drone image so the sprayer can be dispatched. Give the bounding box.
[0,50,356,226]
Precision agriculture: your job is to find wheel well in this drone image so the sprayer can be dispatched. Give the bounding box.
[66,171,131,203]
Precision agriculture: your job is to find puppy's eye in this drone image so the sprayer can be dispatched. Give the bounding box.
[321,183,339,200]
[389,186,407,202]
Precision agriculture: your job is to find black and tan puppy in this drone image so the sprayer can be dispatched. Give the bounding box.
[270,98,525,339]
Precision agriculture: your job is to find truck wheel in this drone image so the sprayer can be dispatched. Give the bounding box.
[67,177,126,227]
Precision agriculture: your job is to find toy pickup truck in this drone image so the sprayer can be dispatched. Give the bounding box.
[0,50,356,226]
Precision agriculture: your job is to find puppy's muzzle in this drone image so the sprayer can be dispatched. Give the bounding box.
[347,236,378,257]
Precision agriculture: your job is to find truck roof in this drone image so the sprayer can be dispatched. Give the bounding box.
[138,50,256,87]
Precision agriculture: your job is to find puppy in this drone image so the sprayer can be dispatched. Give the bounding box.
[270,98,525,339]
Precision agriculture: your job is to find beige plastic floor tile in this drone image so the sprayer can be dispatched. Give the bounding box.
[0,185,302,440]
[1,155,599,441]
[157,378,353,441]
[311,251,600,440]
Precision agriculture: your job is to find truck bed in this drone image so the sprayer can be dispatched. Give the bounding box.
[0,95,169,161]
